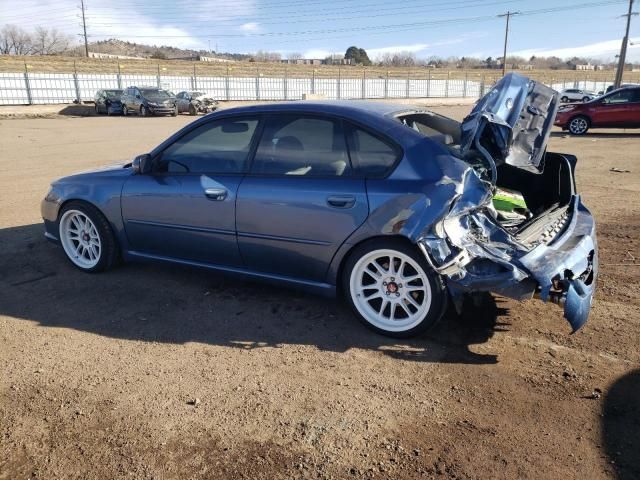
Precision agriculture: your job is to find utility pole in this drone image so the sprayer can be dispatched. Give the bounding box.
[498,11,520,77]
[80,0,89,57]
[614,0,638,88]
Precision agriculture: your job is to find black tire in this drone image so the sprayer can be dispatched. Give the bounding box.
[122,104,129,116]
[341,238,447,338]
[561,96,569,103]
[189,104,197,116]
[94,104,100,115]
[582,96,591,103]
[140,105,148,117]
[568,115,590,135]
[171,106,178,117]
[57,201,119,273]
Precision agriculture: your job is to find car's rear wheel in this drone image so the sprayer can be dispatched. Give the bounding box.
[58,202,118,273]
[568,115,590,135]
[561,96,569,103]
[582,96,591,102]
[343,239,446,337]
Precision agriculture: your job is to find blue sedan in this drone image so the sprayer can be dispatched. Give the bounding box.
[42,74,597,337]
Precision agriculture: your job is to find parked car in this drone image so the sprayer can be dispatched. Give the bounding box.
[41,73,597,337]
[121,87,177,116]
[555,85,640,134]
[94,89,123,115]
[558,88,596,103]
[175,91,218,115]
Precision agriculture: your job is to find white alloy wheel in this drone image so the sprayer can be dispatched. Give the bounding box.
[349,249,433,333]
[569,116,589,135]
[59,209,102,269]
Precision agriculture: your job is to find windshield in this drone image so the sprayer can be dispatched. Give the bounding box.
[141,89,172,99]
[105,90,122,98]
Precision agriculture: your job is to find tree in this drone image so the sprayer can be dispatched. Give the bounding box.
[287,52,303,60]
[344,46,371,66]
[0,25,33,55]
[254,50,281,62]
[150,49,167,59]
[31,27,71,55]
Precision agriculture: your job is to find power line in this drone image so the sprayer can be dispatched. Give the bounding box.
[82,0,628,39]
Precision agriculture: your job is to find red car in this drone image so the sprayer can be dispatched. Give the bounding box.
[554,86,640,135]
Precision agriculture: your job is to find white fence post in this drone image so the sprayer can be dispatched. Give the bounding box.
[255,67,260,101]
[384,71,389,99]
[405,70,410,98]
[361,69,366,99]
[284,67,288,100]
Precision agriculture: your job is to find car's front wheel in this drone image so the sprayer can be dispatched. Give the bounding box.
[343,239,447,337]
[189,104,197,115]
[561,96,569,103]
[568,115,590,135]
[140,105,148,117]
[58,202,119,273]
[122,105,129,116]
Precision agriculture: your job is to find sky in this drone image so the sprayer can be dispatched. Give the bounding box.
[1,0,639,62]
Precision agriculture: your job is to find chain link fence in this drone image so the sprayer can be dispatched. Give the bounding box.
[0,64,636,105]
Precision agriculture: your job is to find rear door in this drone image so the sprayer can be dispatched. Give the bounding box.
[121,115,261,266]
[236,113,368,282]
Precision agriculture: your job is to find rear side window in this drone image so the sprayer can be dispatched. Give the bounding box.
[251,115,351,177]
[158,117,259,174]
[347,125,401,177]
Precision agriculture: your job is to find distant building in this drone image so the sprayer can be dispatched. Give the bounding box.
[167,55,234,63]
[574,63,596,71]
[280,58,324,65]
[88,52,145,60]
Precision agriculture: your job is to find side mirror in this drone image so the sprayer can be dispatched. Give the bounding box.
[132,154,152,174]
[135,94,141,99]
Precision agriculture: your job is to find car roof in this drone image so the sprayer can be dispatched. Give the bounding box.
[217,100,412,119]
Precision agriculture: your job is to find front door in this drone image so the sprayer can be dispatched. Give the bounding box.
[121,115,261,266]
[236,114,368,282]
[591,88,640,127]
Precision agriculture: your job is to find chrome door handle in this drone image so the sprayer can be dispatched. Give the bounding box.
[204,187,227,200]
[327,195,356,208]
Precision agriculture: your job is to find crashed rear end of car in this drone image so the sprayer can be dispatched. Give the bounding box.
[404,73,597,332]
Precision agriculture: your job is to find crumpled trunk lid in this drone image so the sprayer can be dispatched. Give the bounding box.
[460,73,559,173]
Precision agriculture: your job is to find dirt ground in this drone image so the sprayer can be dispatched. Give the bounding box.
[0,105,638,480]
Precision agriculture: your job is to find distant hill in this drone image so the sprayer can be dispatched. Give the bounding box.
[70,38,251,62]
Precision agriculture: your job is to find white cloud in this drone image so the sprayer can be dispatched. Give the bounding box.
[512,38,640,62]
[367,43,430,57]
[240,22,260,33]
[302,49,333,59]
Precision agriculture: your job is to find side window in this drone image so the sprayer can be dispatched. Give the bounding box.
[251,115,350,177]
[158,117,259,174]
[347,125,401,177]
[605,90,635,104]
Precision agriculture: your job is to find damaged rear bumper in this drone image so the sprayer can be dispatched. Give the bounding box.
[419,195,597,333]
